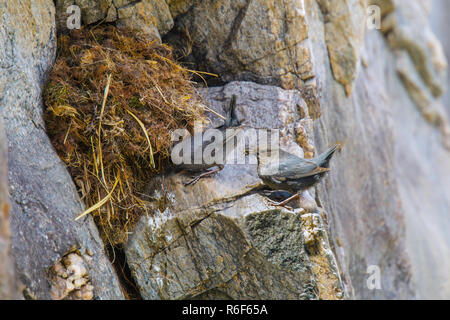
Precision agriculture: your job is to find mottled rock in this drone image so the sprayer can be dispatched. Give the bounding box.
[125,82,343,300]
[127,199,315,300]
[0,0,124,300]
[116,0,173,38]
[166,0,194,18]
[316,0,367,95]
[0,115,18,299]
[127,174,342,300]
[384,0,448,98]
[430,0,450,118]
[165,0,314,90]
[306,0,450,299]
[49,248,94,300]
[55,0,174,38]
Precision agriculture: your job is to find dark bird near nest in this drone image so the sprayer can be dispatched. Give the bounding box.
[250,144,340,206]
[171,95,240,185]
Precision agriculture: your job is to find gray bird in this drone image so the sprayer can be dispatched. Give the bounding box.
[171,95,240,185]
[251,144,339,206]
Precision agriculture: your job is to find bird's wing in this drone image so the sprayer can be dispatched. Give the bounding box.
[269,156,329,179]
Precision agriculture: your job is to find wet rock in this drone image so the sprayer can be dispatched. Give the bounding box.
[0,0,124,300]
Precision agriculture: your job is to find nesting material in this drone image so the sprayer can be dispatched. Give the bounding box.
[44,26,206,244]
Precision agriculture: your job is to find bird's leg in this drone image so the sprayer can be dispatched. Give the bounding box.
[267,192,301,207]
[184,165,224,186]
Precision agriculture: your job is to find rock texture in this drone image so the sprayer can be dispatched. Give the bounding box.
[0,116,18,299]
[126,82,343,300]
[430,0,450,118]
[306,2,414,298]
[316,0,367,95]
[0,0,448,300]
[382,0,447,98]
[0,0,124,300]
[164,0,320,117]
[166,0,312,86]
[305,0,450,299]
[378,0,450,149]
[49,248,95,300]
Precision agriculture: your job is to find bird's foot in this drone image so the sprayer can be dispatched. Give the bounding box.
[183,166,223,186]
[266,193,300,208]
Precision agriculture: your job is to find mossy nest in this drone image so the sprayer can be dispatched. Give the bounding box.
[44,25,208,245]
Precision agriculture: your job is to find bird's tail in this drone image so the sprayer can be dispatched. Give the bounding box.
[224,95,239,128]
[315,144,340,168]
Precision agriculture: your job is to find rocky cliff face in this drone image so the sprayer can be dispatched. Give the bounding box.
[307,0,450,299]
[0,0,124,299]
[125,82,343,300]
[430,0,450,118]
[0,0,448,299]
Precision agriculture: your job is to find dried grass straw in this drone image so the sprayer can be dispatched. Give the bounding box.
[44,26,207,245]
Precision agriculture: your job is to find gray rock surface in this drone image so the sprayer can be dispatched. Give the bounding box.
[163,0,320,117]
[55,0,173,39]
[0,0,124,300]
[430,0,450,117]
[128,0,450,300]
[1,0,448,301]
[384,0,447,98]
[0,115,18,299]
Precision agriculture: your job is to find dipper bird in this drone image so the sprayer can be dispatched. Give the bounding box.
[171,95,240,185]
[251,144,340,206]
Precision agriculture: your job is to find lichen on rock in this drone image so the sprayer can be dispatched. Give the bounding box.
[55,0,174,39]
[164,0,319,111]
[316,0,368,96]
[49,248,94,300]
